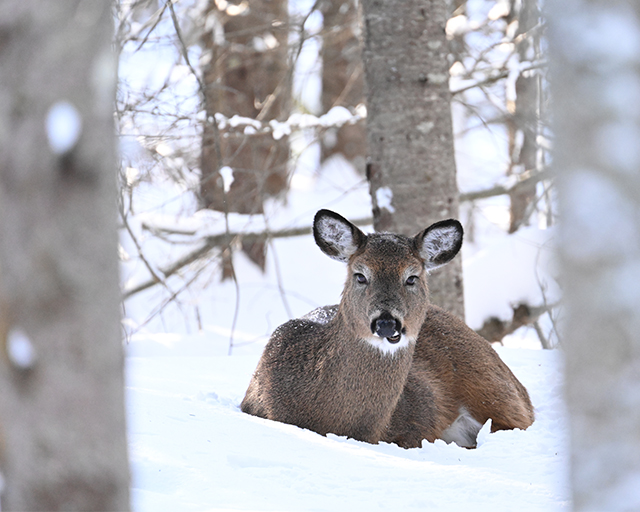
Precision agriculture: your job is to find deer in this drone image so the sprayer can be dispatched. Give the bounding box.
[241,209,534,448]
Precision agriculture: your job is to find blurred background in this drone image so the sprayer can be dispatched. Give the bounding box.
[116,0,559,355]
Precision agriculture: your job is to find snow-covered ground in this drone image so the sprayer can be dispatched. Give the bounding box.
[126,338,569,512]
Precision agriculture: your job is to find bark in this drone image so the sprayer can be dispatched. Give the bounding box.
[0,2,130,511]
[361,0,464,319]
[200,0,290,216]
[548,0,640,510]
[507,0,541,233]
[320,0,366,171]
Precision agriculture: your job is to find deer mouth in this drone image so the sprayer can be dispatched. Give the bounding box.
[386,333,402,344]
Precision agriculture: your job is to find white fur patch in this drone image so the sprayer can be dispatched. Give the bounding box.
[364,334,413,356]
[440,407,483,448]
[316,216,358,260]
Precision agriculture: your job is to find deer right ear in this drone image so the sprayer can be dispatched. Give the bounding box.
[313,210,366,262]
[414,219,463,271]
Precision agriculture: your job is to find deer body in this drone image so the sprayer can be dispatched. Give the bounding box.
[241,210,534,448]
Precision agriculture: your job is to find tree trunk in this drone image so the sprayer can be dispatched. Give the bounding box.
[507,0,541,233]
[199,0,290,274]
[0,2,130,511]
[548,1,640,510]
[361,0,464,319]
[320,0,366,172]
[200,0,290,216]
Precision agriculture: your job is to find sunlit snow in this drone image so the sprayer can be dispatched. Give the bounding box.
[6,328,36,370]
[45,101,82,154]
[375,186,395,214]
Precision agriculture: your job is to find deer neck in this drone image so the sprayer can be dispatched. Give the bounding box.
[330,308,415,397]
[312,309,414,442]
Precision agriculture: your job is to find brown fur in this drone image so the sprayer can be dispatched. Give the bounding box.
[241,210,534,448]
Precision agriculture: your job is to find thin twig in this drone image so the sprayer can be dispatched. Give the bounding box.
[133,3,168,52]
[451,60,548,96]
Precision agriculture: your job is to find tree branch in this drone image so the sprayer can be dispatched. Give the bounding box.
[451,60,548,96]
[123,167,553,299]
[475,301,558,345]
[461,167,552,202]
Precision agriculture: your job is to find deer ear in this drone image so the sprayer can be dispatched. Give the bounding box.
[414,219,463,271]
[313,210,366,262]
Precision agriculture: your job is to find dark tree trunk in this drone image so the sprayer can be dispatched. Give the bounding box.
[320,0,366,171]
[200,0,290,216]
[507,0,541,233]
[361,0,464,319]
[0,2,130,510]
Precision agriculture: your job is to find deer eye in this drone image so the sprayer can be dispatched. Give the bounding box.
[354,273,368,285]
[405,275,419,286]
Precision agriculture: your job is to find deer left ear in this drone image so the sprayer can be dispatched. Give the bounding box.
[413,219,463,270]
[313,209,367,262]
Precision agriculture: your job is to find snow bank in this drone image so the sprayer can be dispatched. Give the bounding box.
[126,342,570,512]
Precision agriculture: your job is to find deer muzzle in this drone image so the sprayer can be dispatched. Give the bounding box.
[371,312,403,343]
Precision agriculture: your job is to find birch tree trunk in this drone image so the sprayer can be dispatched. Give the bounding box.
[548,1,640,510]
[0,2,130,510]
[361,0,464,319]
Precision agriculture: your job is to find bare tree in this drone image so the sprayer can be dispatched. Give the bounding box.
[0,2,130,510]
[362,0,464,319]
[548,0,640,509]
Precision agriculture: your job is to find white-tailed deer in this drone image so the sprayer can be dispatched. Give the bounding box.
[241,210,534,448]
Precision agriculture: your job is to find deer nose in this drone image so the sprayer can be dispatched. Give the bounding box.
[371,312,403,343]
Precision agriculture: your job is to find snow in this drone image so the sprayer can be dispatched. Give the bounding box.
[464,225,559,330]
[219,166,234,193]
[375,186,395,213]
[5,328,36,370]
[45,101,82,154]
[126,341,570,512]
[215,107,364,141]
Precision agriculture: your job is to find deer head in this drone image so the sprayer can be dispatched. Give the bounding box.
[313,209,463,353]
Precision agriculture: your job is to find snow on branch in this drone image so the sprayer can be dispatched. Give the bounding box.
[210,105,366,140]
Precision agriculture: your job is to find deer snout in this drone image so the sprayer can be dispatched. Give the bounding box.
[371,312,404,343]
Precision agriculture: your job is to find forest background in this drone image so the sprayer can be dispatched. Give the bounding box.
[0,0,639,510]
